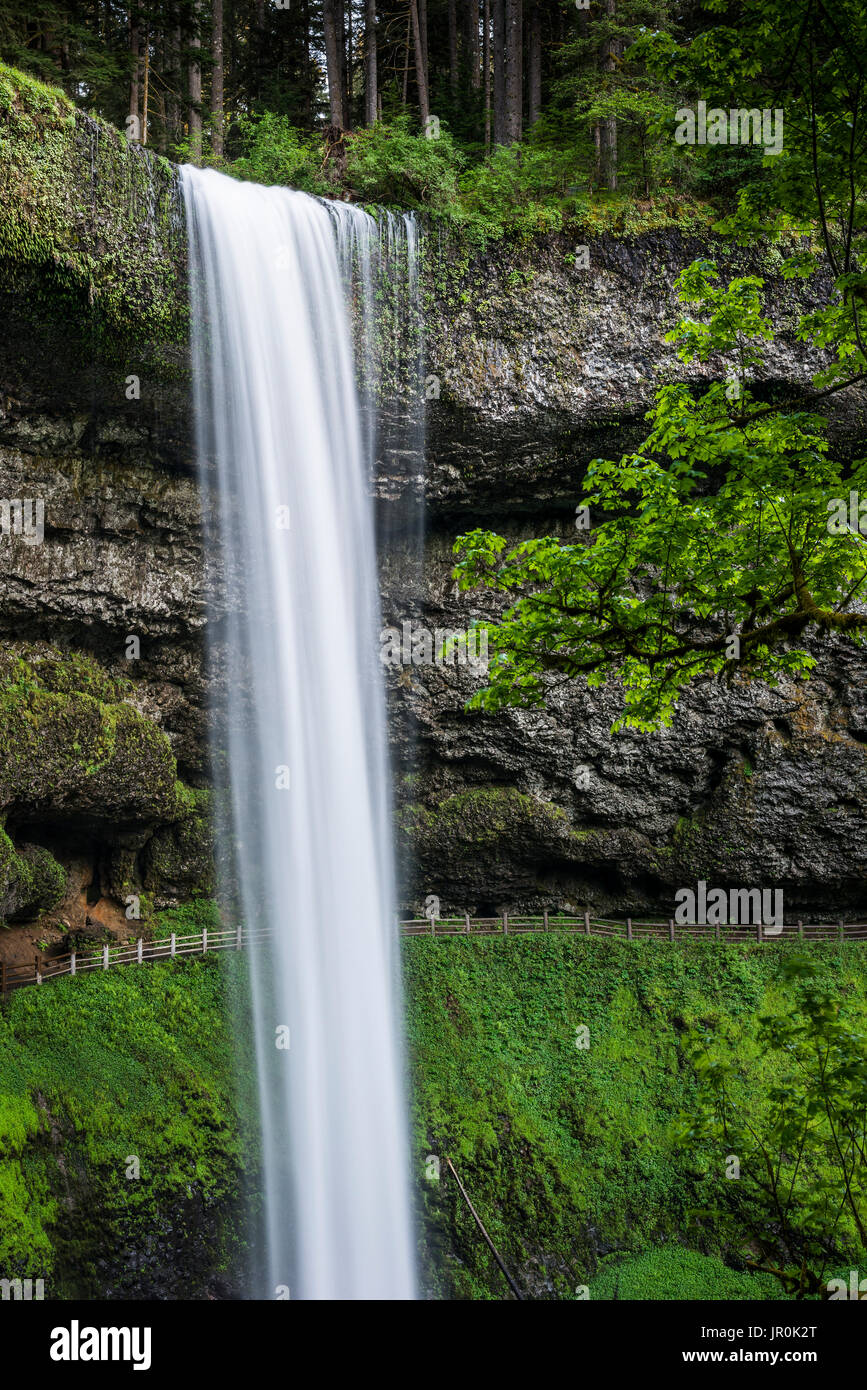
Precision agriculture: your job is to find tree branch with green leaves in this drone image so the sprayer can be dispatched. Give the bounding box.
[453,261,867,731]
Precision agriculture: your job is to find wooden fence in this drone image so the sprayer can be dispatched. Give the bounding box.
[0,924,271,996]
[399,912,867,943]
[1,913,865,997]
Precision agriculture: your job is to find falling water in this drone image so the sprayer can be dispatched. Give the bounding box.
[325,203,427,909]
[181,166,417,1300]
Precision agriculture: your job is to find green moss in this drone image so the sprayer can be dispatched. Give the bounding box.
[143,790,215,899]
[0,61,187,359]
[0,1091,55,1270]
[400,785,573,857]
[0,953,257,1295]
[0,688,177,818]
[403,935,867,1299]
[589,1247,784,1301]
[0,645,177,822]
[0,826,66,923]
[0,645,213,915]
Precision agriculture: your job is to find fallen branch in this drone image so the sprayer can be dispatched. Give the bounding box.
[445,1155,524,1300]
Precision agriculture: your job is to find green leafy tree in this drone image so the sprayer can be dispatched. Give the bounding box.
[582,82,681,197]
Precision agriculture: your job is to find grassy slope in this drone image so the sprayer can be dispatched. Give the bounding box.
[403,935,867,1299]
[0,902,256,1297]
[3,929,866,1299]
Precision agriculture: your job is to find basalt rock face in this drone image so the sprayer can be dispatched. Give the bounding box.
[0,70,864,929]
[416,227,867,523]
[0,397,209,931]
[387,236,867,922]
[0,72,207,935]
[384,532,867,922]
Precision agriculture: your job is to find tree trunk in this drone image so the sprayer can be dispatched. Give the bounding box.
[492,0,505,145]
[128,14,140,138]
[337,0,350,127]
[527,2,541,126]
[483,0,491,151]
[167,26,181,150]
[364,0,377,125]
[153,28,167,154]
[601,0,617,190]
[503,0,522,144]
[603,113,617,190]
[302,0,314,123]
[410,0,430,127]
[141,30,149,146]
[448,0,458,93]
[255,0,265,104]
[188,4,202,163]
[212,0,224,157]
[464,0,480,90]
[323,0,346,128]
[154,77,167,155]
[419,0,429,88]
[402,13,411,105]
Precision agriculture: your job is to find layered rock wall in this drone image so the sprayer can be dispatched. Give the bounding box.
[1,67,864,930]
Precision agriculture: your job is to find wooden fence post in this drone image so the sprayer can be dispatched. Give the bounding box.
[137,938,143,964]
[543,909,548,931]
[715,920,720,941]
[503,913,508,936]
[584,911,591,936]
[668,919,675,942]
[429,915,435,936]
[236,922,242,950]
[203,928,208,955]
[839,920,844,943]
[465,913,470,935]
[170,933,176,958]
[798,920,803,939]
[70,951,76,977]
[626,917,633,941]
[103,945,109,970]
[35,955,41,986]
[756,920,762,943]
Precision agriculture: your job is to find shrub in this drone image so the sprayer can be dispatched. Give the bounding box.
[230,111,329,195]
[344,116,464,210]
[589,1247,785,1300]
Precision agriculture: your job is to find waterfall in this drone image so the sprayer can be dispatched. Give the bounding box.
[181,166,417,1301]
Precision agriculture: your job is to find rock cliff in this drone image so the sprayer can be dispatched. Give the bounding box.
[0,67,864,934]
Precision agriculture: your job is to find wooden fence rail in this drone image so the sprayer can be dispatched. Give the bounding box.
[399,913,867,942]
[1,914,865,997]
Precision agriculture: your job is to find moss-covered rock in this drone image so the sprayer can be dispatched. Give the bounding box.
[0,62,187,352]
[0,63,191,488]
[399,785,592,911]
[142,788,214,904]
[0,827,66,920]
[0,646,214,920]
[0,683,178,825]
